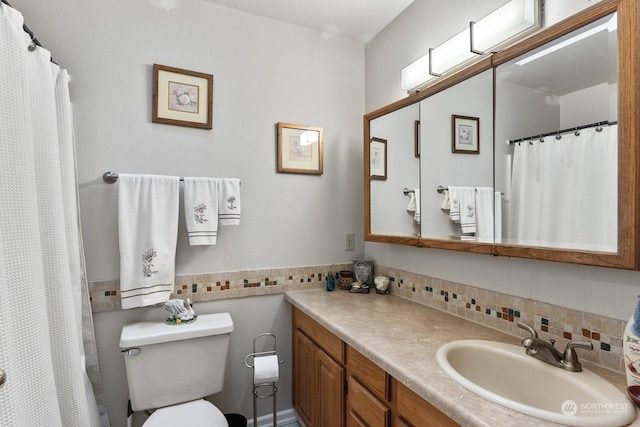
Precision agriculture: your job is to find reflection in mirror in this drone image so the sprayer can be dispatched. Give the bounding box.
[370,103,420,237]
[495,12,618,251]
[420,69,494,242]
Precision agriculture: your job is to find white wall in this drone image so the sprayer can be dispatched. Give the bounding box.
[11,0,364,425]
[364,0,640,321]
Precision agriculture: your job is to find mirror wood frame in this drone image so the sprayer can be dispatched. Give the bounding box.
[363,0,640,269]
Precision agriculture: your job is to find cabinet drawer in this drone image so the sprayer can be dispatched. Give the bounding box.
[347,376,390,427]
[395,381,459,427]
[294,307,344,363]
[346,345,390,402]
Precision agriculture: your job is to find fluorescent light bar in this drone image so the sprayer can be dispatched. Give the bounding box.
[473,0,540,53]
[515,12,616,66]
[430,27,476,75]
[401,53,435,91]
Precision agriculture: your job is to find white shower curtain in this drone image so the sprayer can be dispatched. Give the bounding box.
[0,4,107,427]
[508,125,617,251]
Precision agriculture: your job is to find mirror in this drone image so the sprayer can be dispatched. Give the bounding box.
[495,13,618,252]
[364,0,640,269]
[420,69,494,242]
[369,103,420,237]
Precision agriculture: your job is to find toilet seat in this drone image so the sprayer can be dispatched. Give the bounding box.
[143,399,228,427]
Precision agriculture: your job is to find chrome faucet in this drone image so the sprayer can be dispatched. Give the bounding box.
[517,321,593,372]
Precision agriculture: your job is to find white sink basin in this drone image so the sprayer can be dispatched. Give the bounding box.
[436,340,636,426]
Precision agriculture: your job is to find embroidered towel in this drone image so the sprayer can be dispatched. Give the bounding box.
[118,174,180,309]
[476,187,494,242]
[183,177,219,246]
[448,187,461,222]
[219,178,241,225]
[459,187,476,234]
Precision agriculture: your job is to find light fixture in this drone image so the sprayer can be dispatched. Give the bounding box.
[400,0,541,92]
[401,54,435,91]
[515,12,616,66]
[471,0,540,55]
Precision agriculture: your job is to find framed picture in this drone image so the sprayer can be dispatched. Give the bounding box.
[353,259,374,285]
[277,122,323,175]
[370,137,387,180]
[452,115,479,154]
[152,64,213,129]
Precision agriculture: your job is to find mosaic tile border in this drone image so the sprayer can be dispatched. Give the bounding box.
[88,263,351,313]
[375,265,626,374]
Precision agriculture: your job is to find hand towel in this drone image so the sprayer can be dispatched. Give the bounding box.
[413,189,421,224]
[406,192,416,213]
[118,174,180,309]
[459,187,476,234]
[448,187,460,222]
[476,187,494,242]
[494,191,503,243]
[441,189,450,210]
[183,177,219,246]
[218,178,241,225]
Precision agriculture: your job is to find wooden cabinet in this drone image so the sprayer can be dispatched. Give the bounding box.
[293,307,458,427]
[293,308,345,427]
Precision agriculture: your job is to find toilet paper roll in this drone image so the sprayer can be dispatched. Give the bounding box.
[253,355,279,384]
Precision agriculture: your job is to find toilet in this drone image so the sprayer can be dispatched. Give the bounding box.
[119,312,234,426]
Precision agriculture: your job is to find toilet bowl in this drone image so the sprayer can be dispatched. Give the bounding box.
[143,399,227,427]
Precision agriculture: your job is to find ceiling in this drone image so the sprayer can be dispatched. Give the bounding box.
[201,0,415,43]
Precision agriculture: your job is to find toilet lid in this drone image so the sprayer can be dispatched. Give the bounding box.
[143,399,228,427]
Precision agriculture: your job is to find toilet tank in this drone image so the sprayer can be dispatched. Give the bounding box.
[119,312,234,412]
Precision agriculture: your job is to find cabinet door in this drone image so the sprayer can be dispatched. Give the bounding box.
[395,381,459,427]
[347,376,390,427]
[317,348,345,427]
[294,329,316,427]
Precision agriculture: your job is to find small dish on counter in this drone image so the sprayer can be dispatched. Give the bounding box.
[627,386,640,407]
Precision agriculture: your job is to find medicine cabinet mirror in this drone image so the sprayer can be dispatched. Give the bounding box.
[364,0,640,269]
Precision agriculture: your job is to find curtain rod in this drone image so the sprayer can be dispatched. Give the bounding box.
[1,0,57,64]
[508,120,617,145]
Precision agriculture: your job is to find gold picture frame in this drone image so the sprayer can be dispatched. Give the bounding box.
[152,64,213,129]
[277,122,323,175]
[452,115,479,154]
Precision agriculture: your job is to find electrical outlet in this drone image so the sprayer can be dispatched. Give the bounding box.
[345,233,355,251]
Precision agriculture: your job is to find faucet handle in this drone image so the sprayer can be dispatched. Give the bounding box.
[561,340,594,372]
[517,321,538,338]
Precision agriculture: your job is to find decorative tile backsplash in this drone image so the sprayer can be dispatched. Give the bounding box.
[89,262,626,373]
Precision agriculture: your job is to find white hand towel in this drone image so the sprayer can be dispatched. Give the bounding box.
[448,186,461,222]
[441,189,450,210]
[413,189,421,224]
[459,187,476,234]
[118,174,180,309]
[183,177,219,246]
[219,178,241,225]
[406,192,416,213]
[475,187,494,242]
[494,191,503,243]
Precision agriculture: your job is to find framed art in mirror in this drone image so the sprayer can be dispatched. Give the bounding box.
[451,115,479,154]
[370,137,387,180]
[152,64,213,129]
[277,122,324,175]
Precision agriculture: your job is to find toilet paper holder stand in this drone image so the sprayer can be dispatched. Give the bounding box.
[244,333,283,427]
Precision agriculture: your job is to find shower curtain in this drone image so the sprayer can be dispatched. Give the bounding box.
[0,4,107,426]
[508,125,617,251]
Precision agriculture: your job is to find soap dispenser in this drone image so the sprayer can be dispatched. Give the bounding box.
[624,296,640,386]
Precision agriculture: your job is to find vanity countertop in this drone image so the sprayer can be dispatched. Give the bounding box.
[285,289,640,427]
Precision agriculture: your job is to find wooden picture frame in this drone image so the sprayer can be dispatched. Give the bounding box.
[152,64,213,129]
[452,115,479,154]
[277,122,323,175]
[370,137,387,180]
[414,120,421,158]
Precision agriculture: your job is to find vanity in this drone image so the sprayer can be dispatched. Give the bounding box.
[286,289,639,426]
[365,0,640,270]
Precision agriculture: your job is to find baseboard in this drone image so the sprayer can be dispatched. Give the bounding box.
[246,407,298,427]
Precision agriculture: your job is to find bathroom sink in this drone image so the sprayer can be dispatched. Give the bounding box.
[436,340,636,426]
